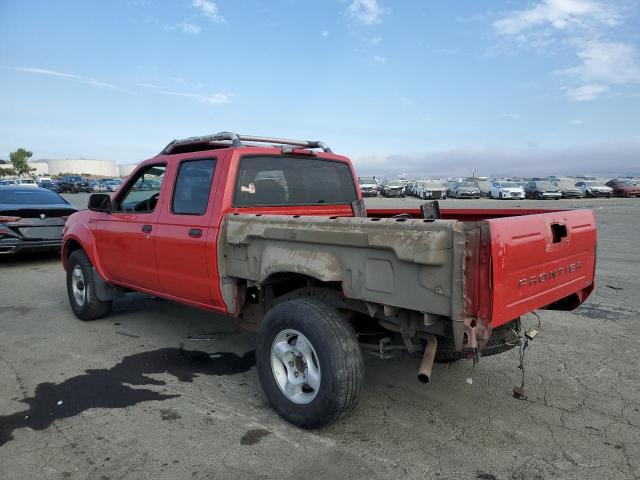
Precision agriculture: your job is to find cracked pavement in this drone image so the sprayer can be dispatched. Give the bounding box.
[0,195,638,479]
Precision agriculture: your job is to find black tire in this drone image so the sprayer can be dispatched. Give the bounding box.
[66,250,112,321]
[256,298,364,429]
[499,192,503,199]
[535,192,542,200]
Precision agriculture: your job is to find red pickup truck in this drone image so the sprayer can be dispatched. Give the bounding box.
[62,132,597,428]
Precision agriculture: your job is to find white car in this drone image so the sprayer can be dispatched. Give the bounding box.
[490,181,525,199]
[575,180,612,198]
[357,176,378,197]
[16,178,38,187]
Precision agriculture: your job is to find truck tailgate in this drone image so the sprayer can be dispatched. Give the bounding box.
[487,209,596,326]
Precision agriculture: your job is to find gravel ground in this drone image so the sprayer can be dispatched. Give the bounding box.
[0,194,638,480]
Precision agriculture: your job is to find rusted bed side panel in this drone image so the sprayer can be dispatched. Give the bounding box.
[487,209,596,327]
[219,214,465,319]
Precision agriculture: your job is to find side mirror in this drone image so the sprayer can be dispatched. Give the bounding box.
[88,193,112,212]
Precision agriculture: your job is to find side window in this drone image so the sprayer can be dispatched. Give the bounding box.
[172,158,216,215]
[116,164,166,213]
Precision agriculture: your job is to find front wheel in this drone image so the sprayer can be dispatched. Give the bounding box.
[66,250,112,320]
[256,298,364,429]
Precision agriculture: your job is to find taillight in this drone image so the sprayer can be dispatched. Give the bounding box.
[0,216,21,222]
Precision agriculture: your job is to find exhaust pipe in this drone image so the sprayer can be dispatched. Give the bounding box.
[0,246,16,254]
[417,334,437,384]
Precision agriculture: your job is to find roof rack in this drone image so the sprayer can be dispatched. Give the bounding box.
[158,131,332,155]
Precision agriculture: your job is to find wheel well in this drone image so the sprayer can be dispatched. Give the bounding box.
[63,239,84,266]
[263,273,341,299]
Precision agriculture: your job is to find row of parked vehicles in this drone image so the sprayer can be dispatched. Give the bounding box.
[358,176,640,200]
[0,176,122,193]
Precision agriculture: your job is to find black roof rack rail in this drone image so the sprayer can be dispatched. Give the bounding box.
[158,131,332,155]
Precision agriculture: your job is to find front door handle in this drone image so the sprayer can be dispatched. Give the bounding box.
[141,224,153,233]
[189,228,203,238]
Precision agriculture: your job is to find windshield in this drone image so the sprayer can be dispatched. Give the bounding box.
[499,182,519,187]
[459,182,476,188]
[586,181,605,186]
[387,181,403,187]
[557,181,576,188]
[537,182,555,189]
[0,189,69,205]
[358,177,375,184]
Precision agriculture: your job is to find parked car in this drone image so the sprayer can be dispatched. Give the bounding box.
[0,186,76,254]
[448,181,481,199]
[524,181,562,200]
[575,180,612,198]
[0,179,17,185]
[102,180,120,192]
[490,181,525,199]
[381,181,405,197]
[59,175,91,193]
[62,131,597,429]
[552,179,583,198]
[415,180,447,200]
[49,180,62,193]
[16,178,38,187]
[357,177,378,197]
[37,177,53,189]
[605,179,640,197]
[466,178,491,197]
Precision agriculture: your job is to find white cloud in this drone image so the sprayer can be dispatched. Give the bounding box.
[348,0,386,26]
[570,119,584,124]
[562,41,640,85]
[491,1,638,101]
[500,113,521,119]
[321,30,329,37]
[192,0,224,23]
[13,67,117,89]
[177,22,201,34]
[137,83,164,89]
[400,97,413,106]
[566,83,609,101]
[493,0,618,36]
[372,55,387,64]
[159,90,232,105]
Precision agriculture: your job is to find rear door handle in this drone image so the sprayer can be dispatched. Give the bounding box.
[141,224,153,233]
[189,228,203,238]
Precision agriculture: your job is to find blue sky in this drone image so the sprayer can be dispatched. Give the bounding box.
[1,0,639,176]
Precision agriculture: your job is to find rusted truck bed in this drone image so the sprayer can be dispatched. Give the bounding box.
[220,207,596,355]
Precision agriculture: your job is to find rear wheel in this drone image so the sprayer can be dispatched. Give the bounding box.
[256,298,364,428]
[66,250,112,320]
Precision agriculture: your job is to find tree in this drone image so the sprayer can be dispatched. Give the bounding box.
[0,165,16,177]
[9,148,35,176]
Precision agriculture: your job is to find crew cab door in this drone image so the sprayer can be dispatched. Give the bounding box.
[154,157,220,306]
[94,163,166,291]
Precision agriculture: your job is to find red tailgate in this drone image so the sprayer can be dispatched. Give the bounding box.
[487,209,596,327]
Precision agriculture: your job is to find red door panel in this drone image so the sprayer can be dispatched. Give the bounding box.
[95,213,160,291]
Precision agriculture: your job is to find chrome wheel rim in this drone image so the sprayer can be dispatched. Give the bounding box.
[71,266,86,307]
[270,329,321,404]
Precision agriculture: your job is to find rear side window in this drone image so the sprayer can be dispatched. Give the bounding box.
[234,156,357,207]
[172,158,216,215]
